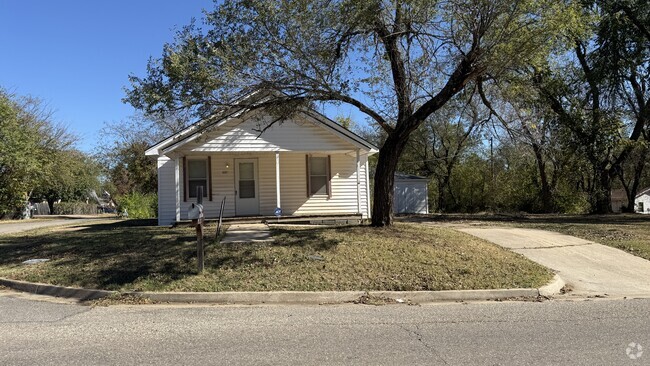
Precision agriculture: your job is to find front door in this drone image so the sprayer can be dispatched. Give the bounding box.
[235,158,259,216]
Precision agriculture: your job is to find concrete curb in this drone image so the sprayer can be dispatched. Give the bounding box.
[0,278,113,301]
[126,288,539,304]
[1,274,565,304]
[538,274,565,297]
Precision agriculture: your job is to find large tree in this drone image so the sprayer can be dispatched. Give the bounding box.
[527,0,649,213]
[0,89,95,217]
[0,91,42,217]
[126,0,580,226]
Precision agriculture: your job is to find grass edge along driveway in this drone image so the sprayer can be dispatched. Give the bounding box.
[0,220,552,292]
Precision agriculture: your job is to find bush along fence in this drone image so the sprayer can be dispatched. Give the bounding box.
[116,192,157,219]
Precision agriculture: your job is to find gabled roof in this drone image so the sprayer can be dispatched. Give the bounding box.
[637,187,650,198]
[145,90,379,156]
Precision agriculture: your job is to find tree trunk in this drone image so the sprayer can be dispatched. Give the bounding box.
[619,147,647,213]
[437,179,446,213]
[532,144,553,213]
[47,197,56,215]
[591,168,612,214]
[371,133,410,227]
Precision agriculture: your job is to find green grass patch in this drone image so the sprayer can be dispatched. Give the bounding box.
[0,220,552,292]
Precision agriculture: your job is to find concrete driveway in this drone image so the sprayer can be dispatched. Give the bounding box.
[459,227,650,298]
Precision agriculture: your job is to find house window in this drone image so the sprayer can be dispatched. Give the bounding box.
[307,155,330,197]
[187,158,209,199]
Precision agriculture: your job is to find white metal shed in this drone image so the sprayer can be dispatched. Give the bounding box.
[394,173,429,214]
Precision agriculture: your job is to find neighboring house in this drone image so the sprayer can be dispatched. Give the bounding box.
[394,173,429,214]
[145,92,379,226]
[635,188,650,214]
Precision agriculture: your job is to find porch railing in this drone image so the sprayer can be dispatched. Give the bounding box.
[216,196,226,239]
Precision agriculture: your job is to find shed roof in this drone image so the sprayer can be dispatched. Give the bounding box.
[395,173,429,180]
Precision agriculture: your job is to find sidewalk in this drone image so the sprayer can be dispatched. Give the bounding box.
[459,227,650,298]
[221,223,274,244]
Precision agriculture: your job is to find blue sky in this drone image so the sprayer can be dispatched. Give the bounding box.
[0,0,214,152]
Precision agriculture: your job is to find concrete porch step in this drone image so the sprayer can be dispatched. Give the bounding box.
[176,214,362,226]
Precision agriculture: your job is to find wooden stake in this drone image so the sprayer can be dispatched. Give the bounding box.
[196,221,204,273]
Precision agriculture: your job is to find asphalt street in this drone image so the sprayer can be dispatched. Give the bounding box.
[1,292,648,365]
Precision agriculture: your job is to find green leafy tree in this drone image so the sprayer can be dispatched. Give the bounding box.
[528,0,649,213]
[0,90,95,216]
[31,150,102,212]
[126,0,582,226]
[97,116,162,196]
[0,91,42,217]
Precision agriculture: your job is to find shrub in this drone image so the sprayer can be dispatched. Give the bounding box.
[116,192,157,219]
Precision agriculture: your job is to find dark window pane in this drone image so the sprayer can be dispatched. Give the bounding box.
[188,180,207,198]
[239,180,255,198]
[310,176,327,195]
[188,160,207,179]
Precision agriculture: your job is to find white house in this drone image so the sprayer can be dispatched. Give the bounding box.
[145,93,378,226]
[635,188,650,214]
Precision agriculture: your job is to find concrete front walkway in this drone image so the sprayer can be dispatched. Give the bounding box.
[221,224,273,244]
[459,227,650,298]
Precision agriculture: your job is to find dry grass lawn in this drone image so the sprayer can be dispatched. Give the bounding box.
[0,220,552,292]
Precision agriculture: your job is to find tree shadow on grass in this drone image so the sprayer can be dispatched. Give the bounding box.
[0,220,200,290]
[0,221,360,290]
[270,226,342,251]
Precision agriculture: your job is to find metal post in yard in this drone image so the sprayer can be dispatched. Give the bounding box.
[216,196,226,239]
[196,186,204,273]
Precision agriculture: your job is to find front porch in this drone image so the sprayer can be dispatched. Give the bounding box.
[158,151,370,226]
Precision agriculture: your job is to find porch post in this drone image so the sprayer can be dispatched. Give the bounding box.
[365,159,371,218]
[275,151,281,209]
[174,156,181,222]
[356,149,361,215]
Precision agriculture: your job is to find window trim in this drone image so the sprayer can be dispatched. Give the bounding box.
[306,154,331,198]
[183,157,211,201]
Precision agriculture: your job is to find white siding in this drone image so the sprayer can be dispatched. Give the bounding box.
[160,152,369,224]
[157,157,177,226]
[280,153,369,217]
[635,194,650,214]
[176,153,279,219]
[258,154,278,215]
[182,116,354,153]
